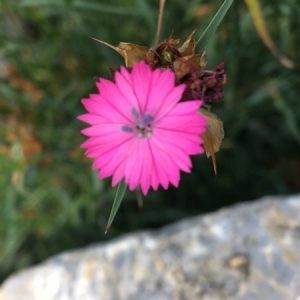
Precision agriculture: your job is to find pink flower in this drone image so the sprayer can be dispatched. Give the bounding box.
[78,61,207,195]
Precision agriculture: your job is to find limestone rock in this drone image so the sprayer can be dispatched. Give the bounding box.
[1,195,300,300]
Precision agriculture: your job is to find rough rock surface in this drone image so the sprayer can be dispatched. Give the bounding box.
[1,195,300,300]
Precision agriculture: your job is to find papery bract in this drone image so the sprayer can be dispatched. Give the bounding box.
[78,61,207,195]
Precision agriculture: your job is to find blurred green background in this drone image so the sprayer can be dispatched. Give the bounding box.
[0,0,299,283]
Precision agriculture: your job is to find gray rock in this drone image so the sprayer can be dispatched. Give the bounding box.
[1,195,300,300]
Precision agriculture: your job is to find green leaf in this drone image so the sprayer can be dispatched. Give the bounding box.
[196,0,234,49]
[105,180,127,233]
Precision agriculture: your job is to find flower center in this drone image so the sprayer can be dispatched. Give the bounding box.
[120,108,154,138]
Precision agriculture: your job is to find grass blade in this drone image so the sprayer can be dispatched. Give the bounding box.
[196,0,234,49]
[244,0,295,68]
[105,180,127,233]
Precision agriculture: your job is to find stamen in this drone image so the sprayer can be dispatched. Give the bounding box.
[131,107,140,119]
[121,125,134,133]
[139,112,154,129]
[125,108,154,138]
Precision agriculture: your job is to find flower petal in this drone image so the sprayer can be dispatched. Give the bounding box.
[131,61,153,113]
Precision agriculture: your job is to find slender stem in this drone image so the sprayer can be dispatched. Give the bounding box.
[155,0,166,44]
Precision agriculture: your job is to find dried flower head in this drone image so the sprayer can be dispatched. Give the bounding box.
[92,30,226,105]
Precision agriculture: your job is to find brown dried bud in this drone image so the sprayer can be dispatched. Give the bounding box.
[180,62,226,103]
[173,54,202,81]
[145,36,181,69]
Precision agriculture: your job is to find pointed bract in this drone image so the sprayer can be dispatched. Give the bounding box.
[198,108,224,175]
